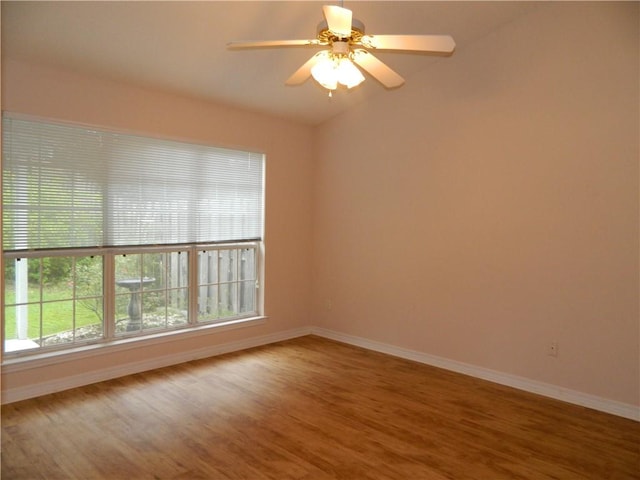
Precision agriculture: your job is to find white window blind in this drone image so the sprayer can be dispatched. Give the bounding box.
[2,115,264,251]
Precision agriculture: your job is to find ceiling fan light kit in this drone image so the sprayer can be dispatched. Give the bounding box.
[310,43,365,91]
[227,4,455,94]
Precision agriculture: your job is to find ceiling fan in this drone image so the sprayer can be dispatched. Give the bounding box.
[227,4,455,94]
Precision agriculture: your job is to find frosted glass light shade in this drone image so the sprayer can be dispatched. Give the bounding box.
[311,52,365,91]
[311,54,338,90]
[336,58,365,88]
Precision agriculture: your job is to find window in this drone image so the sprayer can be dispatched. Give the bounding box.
[197,245,258,322]
[2,114,264,356]
[4,253,104,351]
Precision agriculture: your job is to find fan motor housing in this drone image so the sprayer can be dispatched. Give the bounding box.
[317,18,365,44]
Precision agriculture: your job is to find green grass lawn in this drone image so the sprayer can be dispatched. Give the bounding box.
[4,284,102,340]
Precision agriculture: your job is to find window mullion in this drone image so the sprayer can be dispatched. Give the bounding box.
[38,259,43,345]
[188,247,198,325]
[103,253,115,339]
[235,248,240,315]
[72,258,77,342]
[217,250,222,319]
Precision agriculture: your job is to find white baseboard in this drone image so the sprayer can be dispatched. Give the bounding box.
[1,326,312,404]
[4,325,638,422]
[310,327,640,422]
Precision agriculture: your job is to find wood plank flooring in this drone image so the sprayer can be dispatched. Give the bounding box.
[2,335,639,479]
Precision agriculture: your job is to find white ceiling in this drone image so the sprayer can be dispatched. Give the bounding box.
[1,1,540,126]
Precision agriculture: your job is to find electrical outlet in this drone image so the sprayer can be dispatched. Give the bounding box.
[548,341,558,357]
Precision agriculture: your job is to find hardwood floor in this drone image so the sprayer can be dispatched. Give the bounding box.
[2,335,639,479]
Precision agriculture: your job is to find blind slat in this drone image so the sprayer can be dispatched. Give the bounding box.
[2,115,264,251]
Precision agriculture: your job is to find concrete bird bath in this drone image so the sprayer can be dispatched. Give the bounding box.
[116,277,155,331]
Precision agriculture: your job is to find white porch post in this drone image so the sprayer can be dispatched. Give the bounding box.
[15,258,28,339]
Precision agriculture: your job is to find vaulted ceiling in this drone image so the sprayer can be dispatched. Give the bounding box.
[2,1,540,125]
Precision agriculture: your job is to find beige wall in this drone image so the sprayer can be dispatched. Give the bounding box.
[1,59,315,395]
[312,2,639,406]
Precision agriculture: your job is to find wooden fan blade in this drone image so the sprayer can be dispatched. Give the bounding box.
[285,52,325,86]
[322,5,352,37]
[352,50,404,89]
[227,39,320,49]
[361,34,455,53]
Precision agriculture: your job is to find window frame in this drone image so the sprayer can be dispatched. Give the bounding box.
[2,241,264,359]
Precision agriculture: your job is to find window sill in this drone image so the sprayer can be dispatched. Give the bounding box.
[2,316,267,373]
